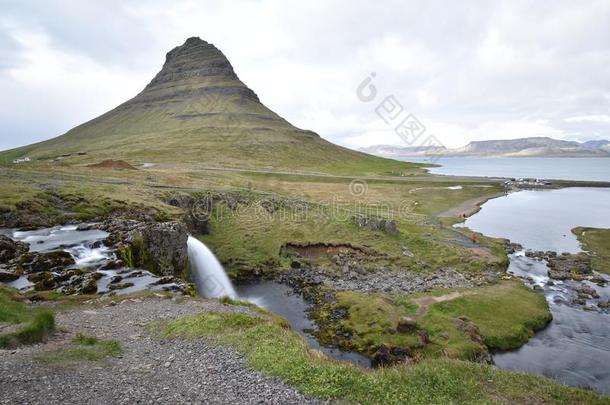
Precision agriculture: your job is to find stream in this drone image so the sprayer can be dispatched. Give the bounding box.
[458,187,610,394]
[0,225,181,295]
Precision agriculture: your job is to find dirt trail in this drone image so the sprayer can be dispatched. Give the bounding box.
[411,291,466,318]
[0,296,320,405]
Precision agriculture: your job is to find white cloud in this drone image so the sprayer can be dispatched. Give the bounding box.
[565,115,610,123]
[0,0,609,150]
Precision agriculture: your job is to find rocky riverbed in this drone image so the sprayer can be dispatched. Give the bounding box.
[0,222,194,297]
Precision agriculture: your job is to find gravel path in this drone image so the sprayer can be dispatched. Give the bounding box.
[0,296,322,404]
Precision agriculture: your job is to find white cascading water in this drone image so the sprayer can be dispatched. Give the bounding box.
[187,236,237,299]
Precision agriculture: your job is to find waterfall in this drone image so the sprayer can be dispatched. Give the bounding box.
[187,236,237,299]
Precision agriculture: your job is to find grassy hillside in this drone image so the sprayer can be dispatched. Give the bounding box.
[0,37,423,176]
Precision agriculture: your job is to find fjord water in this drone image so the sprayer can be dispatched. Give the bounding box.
[187,236,237,299]
[461,187,610,253]
[402,157,610,182]
[460,188,610,393]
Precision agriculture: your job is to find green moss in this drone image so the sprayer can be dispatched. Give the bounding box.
[159,311,606,404]
[319,291,422,356]
[38,334,121,364]
[315,281,551,362]
[421,281,552,352]
[117,246,134,268]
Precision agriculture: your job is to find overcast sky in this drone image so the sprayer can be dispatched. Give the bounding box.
[1,0,609,151]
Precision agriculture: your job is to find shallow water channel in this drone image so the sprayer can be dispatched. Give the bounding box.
[459,187,610,394]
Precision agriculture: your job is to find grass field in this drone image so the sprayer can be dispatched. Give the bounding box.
[160,309,605,404]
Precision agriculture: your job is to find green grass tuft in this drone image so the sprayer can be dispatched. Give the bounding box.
[0,286,55,348]
[38,334,121,364]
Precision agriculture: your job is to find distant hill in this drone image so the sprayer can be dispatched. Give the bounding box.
[358,145,447,157]
[0,37,414,175]
[360,137,610,158]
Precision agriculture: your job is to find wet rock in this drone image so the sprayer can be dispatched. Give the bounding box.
[503,242,523,254]
[109,282,134,291]
[598,300,610,309]
[101,217,188,277]
[574,285,600,299]
[110,275,123,284]
[28,271,56,291]
[153,276,175,285]
[0,268,19,282]
[0,235,29,262]
[18,250,75,273]
[548,253,592,280]
[572,297,586,306]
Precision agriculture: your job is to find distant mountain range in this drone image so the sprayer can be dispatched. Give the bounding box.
[359,137,610,158]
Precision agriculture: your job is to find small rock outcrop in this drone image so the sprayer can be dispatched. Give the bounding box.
[18,251,75,273]
[101,217,188,277]
[354,217,399,235]
[0,235,29,262]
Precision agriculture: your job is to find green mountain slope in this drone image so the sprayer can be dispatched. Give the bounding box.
[2,37,417,175]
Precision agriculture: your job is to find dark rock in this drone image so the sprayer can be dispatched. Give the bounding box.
[417,330,431,345]
[598,300,610,309]
[18,250,75,273]
[290,260,301,269]
[153,276,175,285]
[0,235,29,262]
[572,297,586,306]
[99,260,122,270]
[574,285,600,299]
[371,345,411,367]
[110,275,123,284]
[100,217,188,277]
[108,282,134,291]
[89,240,104,249]
[0,268,19,282]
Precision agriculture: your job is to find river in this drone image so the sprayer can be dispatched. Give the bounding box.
[458,187,610,394]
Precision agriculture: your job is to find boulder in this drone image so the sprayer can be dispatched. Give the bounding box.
[0,235,29,262]
[101,217,188,277]
[371,345,411,367]
[0,267,19,282]
[353,217,399,235]
[18,250,75,273]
